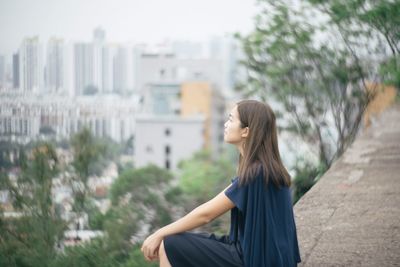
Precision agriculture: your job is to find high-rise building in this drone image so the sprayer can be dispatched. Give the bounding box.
[19,36,43,93]
[101,44,116,93]
[74,43,94,95]
[208,36,239,96]
[64,42,74,97]
[12,53,19,89]
[93,27,106,93]
[46,38,64,93]
[113,46,128,94]
[0,55,5,88]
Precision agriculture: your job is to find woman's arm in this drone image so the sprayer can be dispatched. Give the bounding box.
[158,185,235,237]
[141,184,235,260]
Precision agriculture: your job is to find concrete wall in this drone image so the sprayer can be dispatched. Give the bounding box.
[294,104,400,266]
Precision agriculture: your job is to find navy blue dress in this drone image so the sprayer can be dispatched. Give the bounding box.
[225,174,301,267]
[164,173,301,267]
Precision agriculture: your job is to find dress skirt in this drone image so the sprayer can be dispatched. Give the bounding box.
[164,232,244,267]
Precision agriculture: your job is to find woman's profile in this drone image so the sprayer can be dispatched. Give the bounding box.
[141,99,301,267]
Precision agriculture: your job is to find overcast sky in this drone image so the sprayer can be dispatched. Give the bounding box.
[0,0,258,57]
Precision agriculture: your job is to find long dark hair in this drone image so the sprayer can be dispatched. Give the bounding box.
[237,100,291,187]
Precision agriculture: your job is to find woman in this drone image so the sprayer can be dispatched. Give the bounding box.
[141,100,301,267]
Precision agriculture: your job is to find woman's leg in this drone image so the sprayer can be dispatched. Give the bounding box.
[159,240,172,267]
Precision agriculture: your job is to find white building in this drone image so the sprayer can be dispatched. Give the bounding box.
[135,115,205,171]
[101,44,116,93]
[19,36,44,93]
[113,45,129,94]
[135,53,224,94]
[0,55,5,88]
[46,38,67,94]
[12,53,19,89]
[207,35,240,96]
[72,30,133,96]
[93,28,104,94]
[141,83,181,115]
[73,42,94,95]
[135,36,240,96]
[0,93,139,144]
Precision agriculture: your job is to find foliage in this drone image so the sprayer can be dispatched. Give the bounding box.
[50,239,157,267]
[50,238,119,267]
[65,164,177,266]
[237,0,374,168]
[121,245,158,267]
[292,160,327,204]
[70,127,113,222]
[178,149,236,205]
[177,148,237,234]
[307,0,400,90]
[0,141,24,170]
[110,165,173,235]
[110,165,173,204]
[380,56,400,88]
[71,127,106,180]
[0,143,66,267]
[236,0,398,203]
[0,130,170,266]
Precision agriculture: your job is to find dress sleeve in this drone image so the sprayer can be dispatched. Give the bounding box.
[224,177,249,213]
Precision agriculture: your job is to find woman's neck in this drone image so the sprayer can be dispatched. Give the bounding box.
[237,143,244,157]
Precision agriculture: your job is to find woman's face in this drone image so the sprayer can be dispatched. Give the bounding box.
[224,105,248,146]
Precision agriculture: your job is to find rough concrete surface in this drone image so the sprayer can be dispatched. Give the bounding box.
[294,104,400,267]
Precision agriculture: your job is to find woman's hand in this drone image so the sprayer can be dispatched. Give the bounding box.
[141,231,164,262]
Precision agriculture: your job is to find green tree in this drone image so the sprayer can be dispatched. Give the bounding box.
[70,127,106,228]
[237,0,374,168]
[51,240,157,267]
[178,149,236,204]
[109,165,175,232]
[66,165,175,266]
[50,238,120,267]
[122,245,158,267]
[0,143,66,267]
[0,141,23,170]
[177,149,236,234]
[307,0,400,90]
[292,159,327,204]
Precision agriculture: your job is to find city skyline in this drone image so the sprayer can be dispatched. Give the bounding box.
[0,0,258,57]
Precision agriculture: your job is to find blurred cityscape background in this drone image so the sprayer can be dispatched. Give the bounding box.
[0,0,398,266]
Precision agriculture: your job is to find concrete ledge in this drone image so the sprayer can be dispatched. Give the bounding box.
[294,104,400,266]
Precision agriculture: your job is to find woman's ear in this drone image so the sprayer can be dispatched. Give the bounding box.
[241,127,249,138]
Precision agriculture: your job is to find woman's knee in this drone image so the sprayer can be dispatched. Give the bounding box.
[160,234,180,259]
